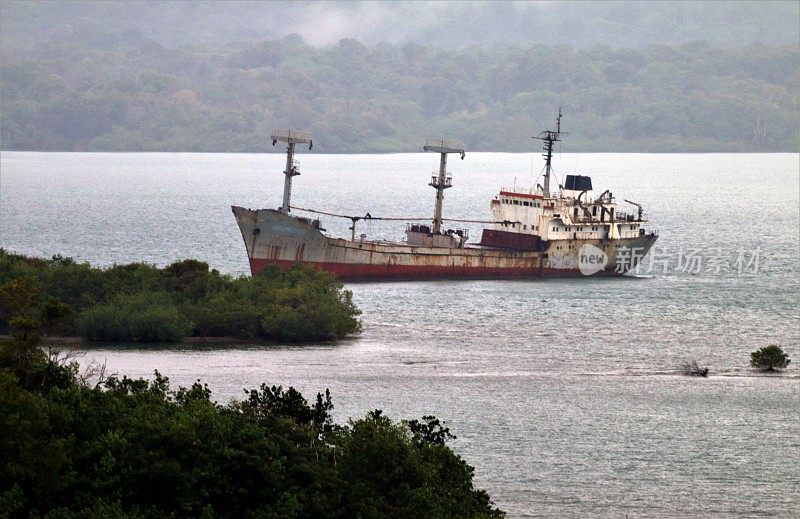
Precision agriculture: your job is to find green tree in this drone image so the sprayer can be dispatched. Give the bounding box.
[1,35,798,153]
[0,251,361,343]
[0,334,504,518]
[750,345,791,372]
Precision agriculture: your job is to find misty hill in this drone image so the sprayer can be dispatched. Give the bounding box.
[1,33,797,153]
[1,1,797,50]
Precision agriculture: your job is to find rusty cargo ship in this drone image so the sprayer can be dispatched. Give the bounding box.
[233,112,658,280]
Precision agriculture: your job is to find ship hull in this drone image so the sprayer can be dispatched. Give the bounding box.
[233,207,657,281]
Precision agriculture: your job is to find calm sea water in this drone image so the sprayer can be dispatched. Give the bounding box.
[1,151,798,518]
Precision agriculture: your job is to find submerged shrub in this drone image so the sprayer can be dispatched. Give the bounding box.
[679,359,709,377]
[750,345,791,372]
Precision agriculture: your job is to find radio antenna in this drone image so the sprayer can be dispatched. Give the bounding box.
[271,129,312,213]
[532,107,568,198]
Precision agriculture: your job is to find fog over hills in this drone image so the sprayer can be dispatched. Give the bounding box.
[1,1,798,152]
[2,1,798,49]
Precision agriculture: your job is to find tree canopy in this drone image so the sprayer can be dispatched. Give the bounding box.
[0,250,361,343]
[1,34,797,153]
[0,336,504,518]
[750,345,791,372]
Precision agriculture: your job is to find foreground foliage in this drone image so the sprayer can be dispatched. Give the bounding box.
[0,338,503,518]
[0,250,361,342]
[750,345,791,372]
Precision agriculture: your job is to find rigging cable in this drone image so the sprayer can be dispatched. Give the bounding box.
[290,205,428,221]
[289,205,516,225]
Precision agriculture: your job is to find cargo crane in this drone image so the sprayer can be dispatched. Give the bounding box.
[624,199,644,221]
[423,138,465,234]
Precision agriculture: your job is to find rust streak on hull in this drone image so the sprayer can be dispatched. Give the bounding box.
[233,206,657,281]
[250,257,625,281]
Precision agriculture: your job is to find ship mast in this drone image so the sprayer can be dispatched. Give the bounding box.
[533,107,567,198]
[423,138,465,234]
[271,129,313,213]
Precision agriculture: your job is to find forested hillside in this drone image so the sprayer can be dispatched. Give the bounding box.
[2,34,797,152]
[2,1,797,49]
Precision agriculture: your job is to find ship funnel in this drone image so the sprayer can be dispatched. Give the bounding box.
[424,138,466,234]
[272,129,313,213]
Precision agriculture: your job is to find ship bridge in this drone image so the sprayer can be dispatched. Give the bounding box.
[487,183,651,243]
[483,107,653,246]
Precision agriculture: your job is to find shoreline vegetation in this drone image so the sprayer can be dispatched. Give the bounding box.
[0,333,504,518]
[0,250,503,516]
[0,250,362,343]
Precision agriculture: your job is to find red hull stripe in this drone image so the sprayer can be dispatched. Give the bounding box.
[249,258,619,281]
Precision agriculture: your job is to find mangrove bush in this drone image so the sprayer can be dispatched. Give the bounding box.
[0,337,503,518]
[750,345,791,372]
[0,250,361,342]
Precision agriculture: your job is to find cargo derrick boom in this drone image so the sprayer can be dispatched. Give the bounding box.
[272,129,312,214]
